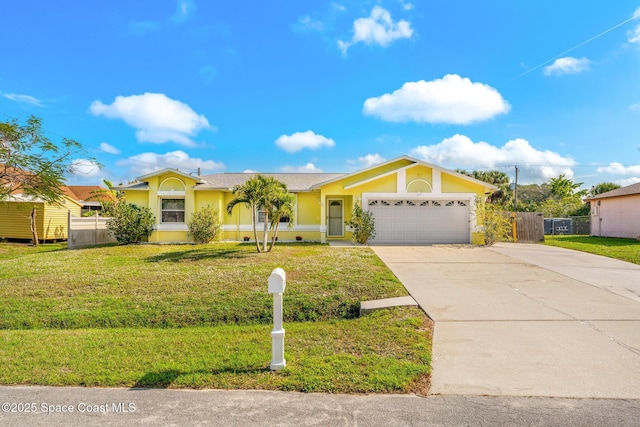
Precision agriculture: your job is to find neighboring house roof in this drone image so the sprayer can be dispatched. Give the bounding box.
[116,156,499,193]
[65,186,115,207]
[585,182,640,201]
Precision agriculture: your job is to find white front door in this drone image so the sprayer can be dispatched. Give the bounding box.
[327,200,343,237]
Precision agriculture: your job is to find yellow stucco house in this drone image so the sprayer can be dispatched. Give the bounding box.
[116,156,497,245]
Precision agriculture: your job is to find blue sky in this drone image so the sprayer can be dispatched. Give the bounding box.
[1,1,640,189]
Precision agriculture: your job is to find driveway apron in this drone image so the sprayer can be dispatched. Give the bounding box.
[371,243,640,398]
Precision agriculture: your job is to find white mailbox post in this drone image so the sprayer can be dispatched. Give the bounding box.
[268,268,286,370]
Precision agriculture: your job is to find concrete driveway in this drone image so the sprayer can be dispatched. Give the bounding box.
[371,243,640,398]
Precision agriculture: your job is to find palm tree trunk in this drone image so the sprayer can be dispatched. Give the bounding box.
[268,218,281,252]
[251,206,261,252]
[262,212,269,252]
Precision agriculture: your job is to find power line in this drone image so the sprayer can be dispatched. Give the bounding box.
[501,10,639,86]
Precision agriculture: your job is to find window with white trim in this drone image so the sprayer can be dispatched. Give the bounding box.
[161,198,185,223]
[257,208,290,224]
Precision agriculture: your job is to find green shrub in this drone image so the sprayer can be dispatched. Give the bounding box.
[476,200,512,246]
[106,203,155,245]
[187,205,221,243]
[347,202,376,244]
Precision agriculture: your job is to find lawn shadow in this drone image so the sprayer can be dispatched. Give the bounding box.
[145,247,252,263]
[132,366,270,389]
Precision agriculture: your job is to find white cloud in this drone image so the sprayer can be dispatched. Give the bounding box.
[99,142,121,155]
[338,6,413,54]
[296,15,324,31]
[614,177,640,186]
[3,93,44,107]
[70,159,102,178]
[116,150,224,178]
[333,3,346,12]
[543,57,591,76]
[596,162,640,176]
[90,93,213,147]
[634,7,640,19]
[280,163,322,173]
[630,103,640,112]
[170,0,195,24]
[629,25,640,45]
[358,153,386,168]
[411,134,576,183]
[243,169,259,173]
[275,130,335,153]
[363,74,510,125]
[400,1,414,11]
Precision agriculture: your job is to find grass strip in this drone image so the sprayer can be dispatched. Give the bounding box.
[0,307,431,394]
[544,235,640,265]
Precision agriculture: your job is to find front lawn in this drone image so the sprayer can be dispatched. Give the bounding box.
[544,235,640,265]
[0,242,431,393]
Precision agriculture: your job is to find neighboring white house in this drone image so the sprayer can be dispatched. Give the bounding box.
[585,182,640,238]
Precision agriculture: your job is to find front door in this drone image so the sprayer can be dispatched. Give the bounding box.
[327,200,343,237]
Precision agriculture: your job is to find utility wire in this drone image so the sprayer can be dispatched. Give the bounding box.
[501,10,640,86]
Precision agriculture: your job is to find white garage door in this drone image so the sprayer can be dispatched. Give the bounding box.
[368,199,470,244]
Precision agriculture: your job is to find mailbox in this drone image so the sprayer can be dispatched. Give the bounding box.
[268,268,286,294]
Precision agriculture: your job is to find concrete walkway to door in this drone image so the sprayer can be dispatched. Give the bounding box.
[371,243,640,398]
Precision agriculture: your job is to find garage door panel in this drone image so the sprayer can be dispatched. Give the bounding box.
[369,199,470,244]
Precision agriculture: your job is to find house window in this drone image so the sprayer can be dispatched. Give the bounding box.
[257,208,290,224]
[161,199,185,223]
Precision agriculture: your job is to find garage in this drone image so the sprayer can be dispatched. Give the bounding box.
[367,199,471,244]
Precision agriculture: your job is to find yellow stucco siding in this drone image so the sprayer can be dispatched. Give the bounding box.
[296,192,320,225]
[441,173,485,195]
[122,191,148,208]
[335,158,413,188]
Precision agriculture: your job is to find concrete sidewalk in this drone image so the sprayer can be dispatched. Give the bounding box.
[372,244,640,398]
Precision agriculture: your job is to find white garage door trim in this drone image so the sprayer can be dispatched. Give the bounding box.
[362,193,475,244]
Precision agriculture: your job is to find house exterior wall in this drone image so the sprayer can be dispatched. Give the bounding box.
[0,197,81,241]
[43,199,81,240]
[0,201,42,239]
[590,196,640,238]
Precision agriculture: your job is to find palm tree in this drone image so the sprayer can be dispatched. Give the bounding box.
[226,174,295,253]
[226,176,263,252]
[267,192,296,252]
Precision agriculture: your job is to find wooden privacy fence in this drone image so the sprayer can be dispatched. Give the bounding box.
[67,212,116,249]
[513,212,545,242]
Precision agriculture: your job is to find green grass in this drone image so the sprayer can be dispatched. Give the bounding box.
[544,235,640,265]
[0,307,430,393]
[0,243,406,329]
[0,242,431,393]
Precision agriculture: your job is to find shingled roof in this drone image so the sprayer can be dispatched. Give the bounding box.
[195,173,346,192]
[585,182,640,201]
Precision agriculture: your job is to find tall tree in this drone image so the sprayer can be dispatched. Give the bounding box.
[589,182,621,197]
[267,192,296,252]
[456,169,512,205]
[1,115,97,244]
[226,174,294,253]
[226,176,263,252]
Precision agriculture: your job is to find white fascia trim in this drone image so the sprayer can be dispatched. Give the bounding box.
[156,223,188,231]
[343,164,415,190]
